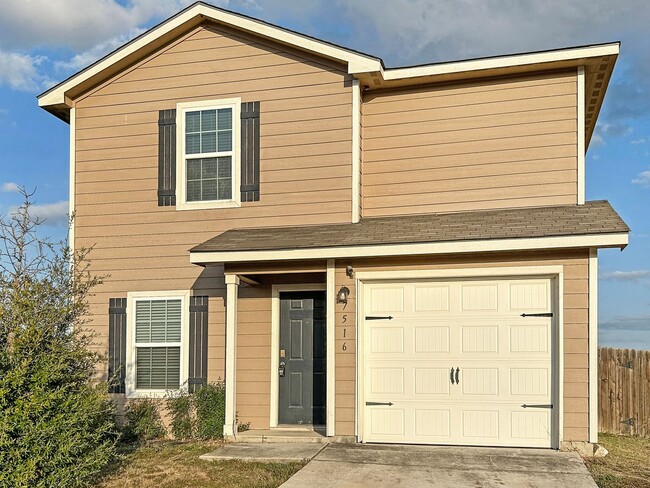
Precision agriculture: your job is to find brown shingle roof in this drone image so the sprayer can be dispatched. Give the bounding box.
[191,200,629,253]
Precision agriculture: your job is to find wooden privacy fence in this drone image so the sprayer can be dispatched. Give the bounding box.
[599,347,650,437]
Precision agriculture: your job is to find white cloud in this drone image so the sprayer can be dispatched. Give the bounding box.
[0,0,198,52]
[632,138,646,144]
[55,28,146,73]
[1,182,20,193]
[602,270,650,282]
[21,201,70,227]
[632,170,650,187]
[0,49,50,92]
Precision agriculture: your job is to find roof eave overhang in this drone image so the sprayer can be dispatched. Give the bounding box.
[189,232,629,265]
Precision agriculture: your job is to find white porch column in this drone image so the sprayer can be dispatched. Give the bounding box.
[224,274,240,438]
[326,259,336,436]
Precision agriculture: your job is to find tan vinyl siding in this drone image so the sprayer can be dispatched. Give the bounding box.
[361,71,578,216]
[75,22,352,379]
[333,249,590,441]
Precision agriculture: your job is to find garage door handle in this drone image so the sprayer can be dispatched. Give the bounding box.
[455,367,460,385]
[450,368,455,385]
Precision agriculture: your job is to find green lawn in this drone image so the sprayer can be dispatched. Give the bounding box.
[97,442,304,488]
[586,433,650,488]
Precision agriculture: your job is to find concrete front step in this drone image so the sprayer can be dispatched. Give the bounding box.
[236,429,328,444]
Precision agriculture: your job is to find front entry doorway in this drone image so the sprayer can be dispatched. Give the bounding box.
[278,291,326,426]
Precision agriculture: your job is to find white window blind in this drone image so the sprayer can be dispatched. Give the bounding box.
[134,299,182,390]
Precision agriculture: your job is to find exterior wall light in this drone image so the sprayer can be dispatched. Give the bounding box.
[337,286,350,304]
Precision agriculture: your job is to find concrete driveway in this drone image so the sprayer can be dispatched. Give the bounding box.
[280,443,597,488]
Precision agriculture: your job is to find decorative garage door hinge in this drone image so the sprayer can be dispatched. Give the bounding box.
[366,401,394,406]
[365,316,394,320]
[521,404,554,409]
[520,312,554,317]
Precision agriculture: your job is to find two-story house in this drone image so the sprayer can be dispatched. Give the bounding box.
[38,2,629,450]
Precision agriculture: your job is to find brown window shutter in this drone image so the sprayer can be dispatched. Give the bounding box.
[158,109,176,206]
[108,298,127,394]
[188,296,209,392]
[240,101,260,202]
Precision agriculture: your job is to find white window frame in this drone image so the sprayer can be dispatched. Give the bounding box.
[175,98,241,210]
[125,290,190,398]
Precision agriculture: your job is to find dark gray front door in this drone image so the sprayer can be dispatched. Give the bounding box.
[279,291,326,425]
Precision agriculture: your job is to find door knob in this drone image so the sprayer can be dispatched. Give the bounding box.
[279,361,286,377]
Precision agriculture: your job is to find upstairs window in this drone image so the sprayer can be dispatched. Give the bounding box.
[176,99,241,210]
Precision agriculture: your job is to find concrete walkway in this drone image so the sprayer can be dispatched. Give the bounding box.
[280,443,598,488]
[200,442,326,463]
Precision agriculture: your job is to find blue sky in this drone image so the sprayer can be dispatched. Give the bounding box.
[0,1,648,349]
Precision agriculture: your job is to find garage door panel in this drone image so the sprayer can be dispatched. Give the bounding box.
[415,409,451,437]
[414,285,450,312]
[509,281,550,311]
[461,325,499,353]
[414,326,450,353]
[369,408,405,437]
[363,278,554,448]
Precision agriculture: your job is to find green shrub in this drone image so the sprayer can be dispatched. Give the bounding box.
[166,389,194,439]
[0,190,118,487]
[122,399,166,443]
[195,382,226,440]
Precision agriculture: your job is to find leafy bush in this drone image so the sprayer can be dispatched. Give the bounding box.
[0,190,118,487]
[195,382,226,440]
[166,389,194,440]
[122,399,167,443]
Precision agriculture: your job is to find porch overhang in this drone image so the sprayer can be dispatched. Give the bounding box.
[189,201,629,265]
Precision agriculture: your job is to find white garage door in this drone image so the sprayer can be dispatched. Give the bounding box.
[362,278,555,448]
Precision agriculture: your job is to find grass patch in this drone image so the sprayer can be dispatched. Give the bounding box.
[586,433,650,488]
[97,441,305,488]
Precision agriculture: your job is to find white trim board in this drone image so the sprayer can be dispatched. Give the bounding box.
[382,43,619,81]
[68,107,75,253]
[355,266,564,449]
[190,233,628,264]
[270,283,327,429]
[577,66,586,205]
[588,249,598,443]
[351,80,361,223]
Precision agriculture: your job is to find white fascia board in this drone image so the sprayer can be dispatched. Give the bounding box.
[380,43,620,81]
[38,3,381,108]
[190,232,628,264]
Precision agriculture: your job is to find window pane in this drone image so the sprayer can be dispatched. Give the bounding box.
[187,180,201,201]
[217,157,232,177]
[186,133,201,154]
[217,108,232,130]
[201,110,216,131]
[135,299,181,343]
[135,347,180,390]
[202,158,218,178]
[217,130,232,152]
[218,178,232,200]
[201,131,216,153]
[202,179,218,200]
[187,159,201,180]
[185,111,200,133]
